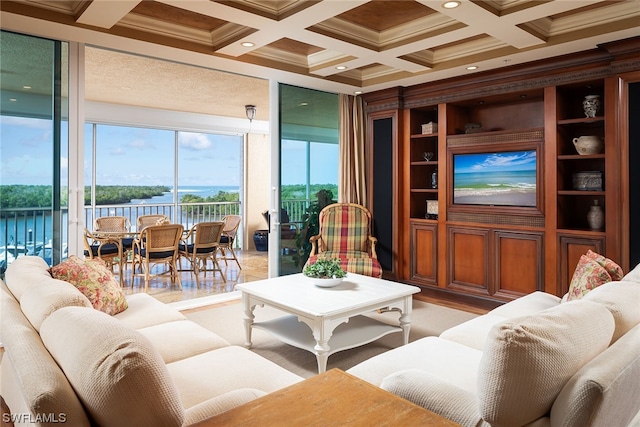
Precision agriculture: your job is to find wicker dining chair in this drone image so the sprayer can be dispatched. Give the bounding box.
[131,223,184,292]
[94,215,134,262]
[136,214,170,231]
[219,215,242,269]
[83,228,124,285]
[179,221,226,285]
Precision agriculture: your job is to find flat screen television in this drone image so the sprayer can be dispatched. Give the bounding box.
[452,149,537,207]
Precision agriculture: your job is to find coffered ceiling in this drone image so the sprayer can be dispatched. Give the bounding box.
[1,0,639,120]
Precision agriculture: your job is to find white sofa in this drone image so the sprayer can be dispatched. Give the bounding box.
[347,265,640,427]
[0,256,303,426]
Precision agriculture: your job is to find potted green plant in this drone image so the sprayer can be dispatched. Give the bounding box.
[303,258,347,287]
[293,189,335,268]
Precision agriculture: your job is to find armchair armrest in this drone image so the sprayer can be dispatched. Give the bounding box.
[308,234,322,256]
[368,236,379,259]
[381,369,485,427]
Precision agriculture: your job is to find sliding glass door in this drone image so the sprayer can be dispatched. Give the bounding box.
[275,84,339,276]
[0,31,68,273]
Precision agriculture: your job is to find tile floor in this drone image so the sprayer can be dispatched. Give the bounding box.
[120,250,270,305]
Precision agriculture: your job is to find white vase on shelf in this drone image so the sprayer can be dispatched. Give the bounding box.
[587,200,604,230]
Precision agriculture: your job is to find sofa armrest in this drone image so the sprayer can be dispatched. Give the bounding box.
[381,369,486,427]
[183,388,267,426]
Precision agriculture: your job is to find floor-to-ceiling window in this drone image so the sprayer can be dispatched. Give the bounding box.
[0,31,68,274]
[83,123,243,237]
[278,84,339,275]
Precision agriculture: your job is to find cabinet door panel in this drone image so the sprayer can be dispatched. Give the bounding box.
[410,222,437,284]
[495,231,543,300]
[448,227,489,295]
[559,234,605,295]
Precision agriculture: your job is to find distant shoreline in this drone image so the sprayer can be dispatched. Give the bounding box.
[454,187,536,206]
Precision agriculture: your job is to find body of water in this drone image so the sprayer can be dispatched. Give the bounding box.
[454,170,536,190]
[0,186,240,250]
[128,185,240,204]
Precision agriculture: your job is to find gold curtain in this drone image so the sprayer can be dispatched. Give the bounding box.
[338,94,367,205]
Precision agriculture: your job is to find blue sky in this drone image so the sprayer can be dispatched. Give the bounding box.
[454,150,537,174]
[1,117,338,187]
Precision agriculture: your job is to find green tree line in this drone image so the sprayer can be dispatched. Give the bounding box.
[0,184,338,208]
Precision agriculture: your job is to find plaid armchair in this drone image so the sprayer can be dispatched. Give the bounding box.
[306,203,383,278]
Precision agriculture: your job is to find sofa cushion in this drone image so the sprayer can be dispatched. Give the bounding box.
[439,313,509,351]
[489,291,561,318]
[583,280,640,343]
[623,262,640,283]
[550,323,640,427]
[115,292,186,329]
[40,306,184,427]
[167,346,303,409]
[4,255,53,300]
[381,369,484,427]
[19,277,91,331]
[183,388,268,425]
[137,320,230,363]
[566,255,612,301]
[346,336,483,393]
[1,284,91,427]
[50,255,127,315]
[477,300,614,427]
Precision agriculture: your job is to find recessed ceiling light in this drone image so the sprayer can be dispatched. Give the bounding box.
[241,42,255,47]
[442,1,460,9]
[9,98,17,102]
[336,65,347,70]
[299,102,309,107]
[354,91,362,95]
[466,65,479,70]
[22,85,32,90]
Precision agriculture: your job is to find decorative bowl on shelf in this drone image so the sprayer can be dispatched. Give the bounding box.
[303,258,347,288]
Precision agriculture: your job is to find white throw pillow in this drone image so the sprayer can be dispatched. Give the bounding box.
[477,300,614,427]
[583,280,640,343]
[40,306,184,427]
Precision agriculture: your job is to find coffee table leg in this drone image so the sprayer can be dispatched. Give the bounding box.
[313,339,330,374]
[400,296,412,345]
[242,294,255,348]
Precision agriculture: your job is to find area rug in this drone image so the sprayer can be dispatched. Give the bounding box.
[184,299,478,378]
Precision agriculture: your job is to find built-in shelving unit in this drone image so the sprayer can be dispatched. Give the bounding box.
[555,81,606,233]
[365,43,633,305]
[408,106,439,220]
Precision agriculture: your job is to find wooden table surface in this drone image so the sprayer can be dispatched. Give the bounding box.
[194,368,460,426]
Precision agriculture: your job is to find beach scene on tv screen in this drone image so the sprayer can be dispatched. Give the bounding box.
[453,150,536,207]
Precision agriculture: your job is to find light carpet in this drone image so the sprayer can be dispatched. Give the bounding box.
[184,300,478,378]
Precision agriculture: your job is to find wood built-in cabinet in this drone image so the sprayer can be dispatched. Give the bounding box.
[367,67,632,306]
[364,42,636,306]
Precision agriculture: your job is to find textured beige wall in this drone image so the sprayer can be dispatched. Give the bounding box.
[244,133,270,250]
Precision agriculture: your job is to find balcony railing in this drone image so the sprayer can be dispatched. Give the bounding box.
[1,199,311,274]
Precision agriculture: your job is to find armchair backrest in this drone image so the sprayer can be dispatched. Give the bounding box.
[94,216,130,232]
[317,203,372,253]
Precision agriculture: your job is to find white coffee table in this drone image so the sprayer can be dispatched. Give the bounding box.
[236,273,420,373]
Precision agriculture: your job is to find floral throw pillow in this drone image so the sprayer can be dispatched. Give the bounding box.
[566,255,612,301]
[50,255,128,315]
[585,249,624,281]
